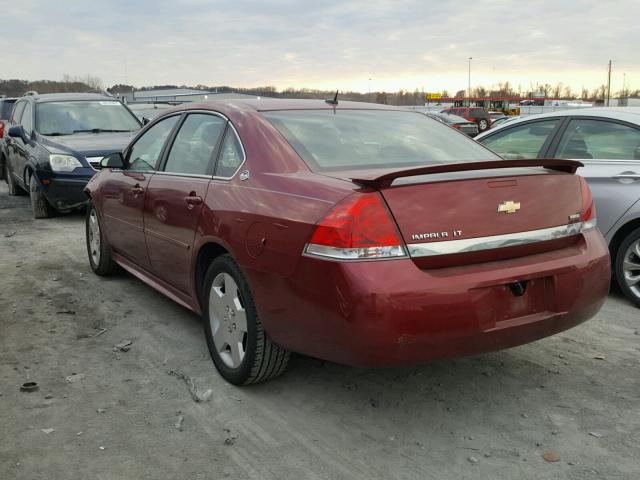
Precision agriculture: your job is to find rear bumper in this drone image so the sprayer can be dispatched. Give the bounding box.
[249,230,610,367]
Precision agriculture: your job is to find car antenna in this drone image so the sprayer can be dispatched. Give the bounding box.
[325,90,339,105]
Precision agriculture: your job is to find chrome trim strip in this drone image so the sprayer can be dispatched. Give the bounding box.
[408,223,583,257]
[87,156,104,172]
[103,214,143,232]
[145,228,191,249]
[153,171,212,179]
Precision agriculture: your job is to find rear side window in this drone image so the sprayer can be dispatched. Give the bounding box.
[215,127,245,177]
[555,119,640,160]
[480,119,561,159]
[127,115,179,171]
[263,109,499,171]
[469,109,488,119]
[164,114,225,175]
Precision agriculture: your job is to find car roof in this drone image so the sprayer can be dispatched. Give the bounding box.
[476,107,640,140]
[165,98,411,116]
[26,92,118,103]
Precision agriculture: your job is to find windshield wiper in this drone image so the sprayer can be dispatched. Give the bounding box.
[44,132,71,136]
[73,129,132,133]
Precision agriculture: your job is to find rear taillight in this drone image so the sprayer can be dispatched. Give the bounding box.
[451,124,461,129]
[305,192,407,260]
[579,176,597,231]
[0,121,5,138]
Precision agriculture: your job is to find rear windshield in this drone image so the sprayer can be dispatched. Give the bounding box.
[36,100,141,136]
[263,109,498,171]
[0,100,16,120]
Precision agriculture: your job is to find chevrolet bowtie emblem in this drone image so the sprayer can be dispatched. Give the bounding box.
[497,201,521,214]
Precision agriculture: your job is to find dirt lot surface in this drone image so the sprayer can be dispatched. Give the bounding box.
[0,182,639,480]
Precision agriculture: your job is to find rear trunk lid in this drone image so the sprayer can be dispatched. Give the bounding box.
[330,160,585,268]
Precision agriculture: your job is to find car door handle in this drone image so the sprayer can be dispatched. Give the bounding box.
[612,173,640,180]
[185,195,203,206]
[131,185,145,195]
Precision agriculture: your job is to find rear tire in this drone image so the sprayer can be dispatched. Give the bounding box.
[86,203,117,276]
[615,227,640,308]
[29,175,53,218]
[203,254,290,385]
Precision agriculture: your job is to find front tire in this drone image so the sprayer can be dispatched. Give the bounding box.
[203,254,290,385]
[615,227,640,308]
[29,175,53,218]
[86,203,116,276]
[478,119,489,132]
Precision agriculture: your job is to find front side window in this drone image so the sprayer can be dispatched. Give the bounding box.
[555,119,640,160]
[10,101,26,124]
[21,103,33,135]
[36,100,140,136]
[480,119,561,160]
[127,115,179,171]
[215,127,245,177]
[263,109,498,172]
[164,114,226,175]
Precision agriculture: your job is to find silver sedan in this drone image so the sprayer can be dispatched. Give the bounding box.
[476,107,640,307]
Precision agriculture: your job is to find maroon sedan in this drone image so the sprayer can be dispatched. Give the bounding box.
[85,99,610,385]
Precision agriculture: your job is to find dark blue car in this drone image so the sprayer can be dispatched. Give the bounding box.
[2,92,141,218]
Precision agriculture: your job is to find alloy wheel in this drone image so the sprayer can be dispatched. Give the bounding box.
[88,209,101,265]
[209,273,248,369]
[622,239,640,298]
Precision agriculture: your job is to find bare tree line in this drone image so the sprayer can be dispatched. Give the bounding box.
[1,76,637,105]
[0,75,103,97]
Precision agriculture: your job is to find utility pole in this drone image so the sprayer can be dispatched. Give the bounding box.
[368,78,372,102]
[606,60,612,106]
[623,72,626,97]
[468,57,472,97]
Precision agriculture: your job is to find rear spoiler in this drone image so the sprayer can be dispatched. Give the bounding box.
[350,159,583,189]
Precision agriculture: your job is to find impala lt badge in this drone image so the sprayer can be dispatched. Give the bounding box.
[412,230,463,241]
[497,200,521,214]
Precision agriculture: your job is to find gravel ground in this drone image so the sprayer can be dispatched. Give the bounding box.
[0,181,639,480]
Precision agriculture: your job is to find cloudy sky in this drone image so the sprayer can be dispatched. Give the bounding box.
[2,0,639,93]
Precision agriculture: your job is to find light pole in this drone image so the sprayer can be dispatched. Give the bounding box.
[606,60,612,107]
[468,57,472,98]
[368,78,372,102]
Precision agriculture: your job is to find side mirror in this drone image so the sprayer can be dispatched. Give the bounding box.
[142,117,151,126]
[8,125,26,141]
[100,152,125,169]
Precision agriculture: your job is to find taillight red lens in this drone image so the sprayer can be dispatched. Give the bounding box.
[579,176,597,230]
[0,121,5,138]
[306,193,406,259]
